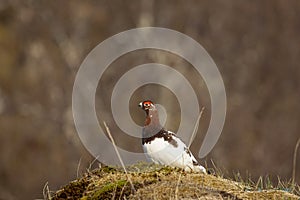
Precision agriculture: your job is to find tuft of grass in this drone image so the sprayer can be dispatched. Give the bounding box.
[50,163,300,200]
[211,161,300,197]
[50,134,300,199]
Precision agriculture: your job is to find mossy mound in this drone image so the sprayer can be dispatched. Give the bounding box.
[51,163,299,200]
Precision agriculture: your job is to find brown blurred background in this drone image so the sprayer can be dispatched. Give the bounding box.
[0,1,300,199]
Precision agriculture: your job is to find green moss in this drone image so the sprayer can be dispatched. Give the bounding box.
[98,180,127,194]
[99,166,117,173]
[89,180,128,199]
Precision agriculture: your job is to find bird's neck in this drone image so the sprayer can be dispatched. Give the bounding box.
[143,109,163,138]
[145,109,161,125]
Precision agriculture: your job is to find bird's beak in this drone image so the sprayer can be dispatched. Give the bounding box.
[138,102,143,108]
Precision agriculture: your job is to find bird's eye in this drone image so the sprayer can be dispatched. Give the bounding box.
[143,101,153,108]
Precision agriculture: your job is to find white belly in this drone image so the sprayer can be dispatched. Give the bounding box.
[143,137,206,173]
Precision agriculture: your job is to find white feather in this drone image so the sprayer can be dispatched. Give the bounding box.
[143,132,206,173]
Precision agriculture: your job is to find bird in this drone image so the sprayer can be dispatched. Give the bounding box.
[138,100,207,173]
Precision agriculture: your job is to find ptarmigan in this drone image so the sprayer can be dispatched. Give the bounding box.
[139,100,206,173]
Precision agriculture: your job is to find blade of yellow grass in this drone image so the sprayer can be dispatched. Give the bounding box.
[103,122,140,199]
[188,107,205,148]
[292,137,300,192]
[175,173,182,200]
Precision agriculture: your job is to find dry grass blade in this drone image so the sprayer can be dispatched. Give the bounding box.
[76,157,82,178]
[255,176,263,190]
[87,155,100,172]
[175,173,182,200]
[103,121,139,199]
[210,159,223,177]
[42,182,51,200]
[292,137,300,191]
[188,106,205,148]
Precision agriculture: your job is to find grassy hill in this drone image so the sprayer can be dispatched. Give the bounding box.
[47,163,299,200]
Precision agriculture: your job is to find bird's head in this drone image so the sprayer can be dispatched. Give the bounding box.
[138,100,156,112]
[139,100,162,129]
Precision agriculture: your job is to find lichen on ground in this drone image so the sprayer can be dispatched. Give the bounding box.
[50,163,300,200]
